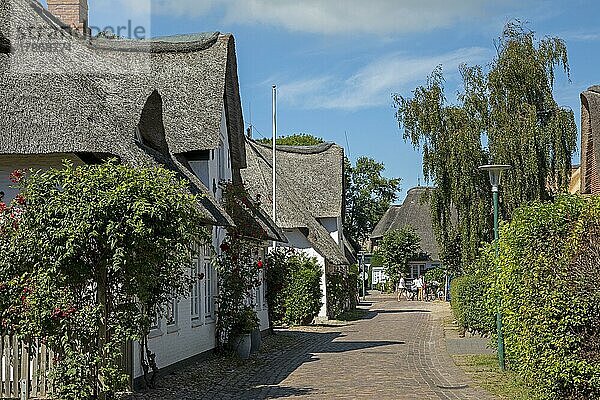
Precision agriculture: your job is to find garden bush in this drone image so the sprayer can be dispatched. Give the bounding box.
[450,245,496,335]
[265,250,323,326]
[265,248,292,327]
[326,268,358,319]
[284,255,323,325]
[0,161,205,398]
[495,195,600,399]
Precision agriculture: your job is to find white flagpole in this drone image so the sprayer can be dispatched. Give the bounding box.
[272,85,277,249]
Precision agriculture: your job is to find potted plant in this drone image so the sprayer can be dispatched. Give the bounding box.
[229,306,259,359]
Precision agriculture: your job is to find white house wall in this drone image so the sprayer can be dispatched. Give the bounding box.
[134,298,217,378]
[143,106,270,375]
[0,154,83,202]
[317,217,344,252]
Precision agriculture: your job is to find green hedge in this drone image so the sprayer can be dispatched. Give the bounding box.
[266,250,323,326]
[450,245,496,335]
[284,256,323,325]
[496,195,600,399]
[452,195,600,399]
[326,270,358,319]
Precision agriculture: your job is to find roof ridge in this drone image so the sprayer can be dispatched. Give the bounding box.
[250,138,335,154]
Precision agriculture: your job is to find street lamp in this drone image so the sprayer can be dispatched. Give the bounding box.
[479,164,511,371]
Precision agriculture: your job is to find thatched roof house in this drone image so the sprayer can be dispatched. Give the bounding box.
[371,186,440,262]
[0,0,256,228]
[242,139,349,266]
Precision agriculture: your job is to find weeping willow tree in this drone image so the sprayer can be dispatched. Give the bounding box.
[393,22,578,270]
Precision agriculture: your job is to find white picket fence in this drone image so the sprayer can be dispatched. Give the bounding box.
[1,336,133,399]
[0,336,54,399]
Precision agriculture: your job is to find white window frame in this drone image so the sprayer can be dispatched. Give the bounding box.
[166,296,179,333]
[190,245,202,326]
[148,311,163,339]
[203,247,215,322]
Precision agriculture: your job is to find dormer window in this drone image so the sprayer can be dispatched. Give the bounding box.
[136,90,169,154]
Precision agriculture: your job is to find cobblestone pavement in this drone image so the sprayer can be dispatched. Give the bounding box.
[129,295,498,399]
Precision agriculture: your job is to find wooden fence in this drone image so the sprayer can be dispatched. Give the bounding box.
[1,336,132,399]
[1,336,53,399]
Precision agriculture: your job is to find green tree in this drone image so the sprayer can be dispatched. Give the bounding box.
[257,133,325,146]
[0,161,206,399]
[378,227,421,285]
[394,21,577,268]
[345,157,402,248]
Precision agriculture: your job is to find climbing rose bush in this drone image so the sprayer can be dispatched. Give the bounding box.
[0,161,207,400]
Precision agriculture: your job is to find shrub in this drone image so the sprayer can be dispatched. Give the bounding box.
[424,267,445,285]
[265,248,293,327]
[284,255,323,325]
[326,269,358,319]
[0,161,206,398]
[266,251,323,326]
[450,245,496,335]
[496,195,600,399]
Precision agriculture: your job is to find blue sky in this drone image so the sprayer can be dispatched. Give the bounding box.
[82,0,600,202]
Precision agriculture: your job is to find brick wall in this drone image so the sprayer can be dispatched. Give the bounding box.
[46,0,88,33]
[581,96,600,194]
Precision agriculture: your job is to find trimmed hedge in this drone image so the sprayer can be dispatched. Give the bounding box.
[497,195,600,399]
[326,270,358,319]
[284,256,323,325]
[450,245,496,335]
[452,195,600,399]
[266,250,323,326]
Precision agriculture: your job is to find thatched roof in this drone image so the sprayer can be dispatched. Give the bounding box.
[244,141,344,221]
[242,139,348,266]
[371,187,440,261]
[0,0,251,226]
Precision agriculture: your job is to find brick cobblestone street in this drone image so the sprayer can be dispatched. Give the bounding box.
[130,294,498,400]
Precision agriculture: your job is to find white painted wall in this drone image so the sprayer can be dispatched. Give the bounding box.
[0,154,83,202]
[318,217,342,249]
[142,106,270,375]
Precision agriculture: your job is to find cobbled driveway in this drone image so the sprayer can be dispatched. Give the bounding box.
[129,295,498,399]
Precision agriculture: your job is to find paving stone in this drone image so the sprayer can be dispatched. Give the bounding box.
[124,295,499,400]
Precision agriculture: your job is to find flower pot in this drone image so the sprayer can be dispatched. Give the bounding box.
[232,333,252,359]
[251,328,261,353]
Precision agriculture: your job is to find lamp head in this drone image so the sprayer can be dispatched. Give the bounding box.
[479,164,512,192]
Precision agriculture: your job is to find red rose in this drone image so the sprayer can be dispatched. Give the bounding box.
[0,203,6,213]
[15,194,25,205]
[51,308,62,319]
[9,170,23,184]
[257,260,263,269]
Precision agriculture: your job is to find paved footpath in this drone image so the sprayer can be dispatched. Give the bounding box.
[130,294,498,400]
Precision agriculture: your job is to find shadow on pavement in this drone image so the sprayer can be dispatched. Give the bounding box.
[129,329,405,399]
[372,309,431,314]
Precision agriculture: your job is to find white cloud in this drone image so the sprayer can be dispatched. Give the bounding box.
[145,0,503,35]
[278,47,492,110]
[152,0,218,18]
[561,31,600,42]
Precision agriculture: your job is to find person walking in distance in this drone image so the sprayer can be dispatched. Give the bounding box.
[415,275,424,301]
[397,275,407,301]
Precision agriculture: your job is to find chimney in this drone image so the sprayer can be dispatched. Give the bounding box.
[46,0,89,35]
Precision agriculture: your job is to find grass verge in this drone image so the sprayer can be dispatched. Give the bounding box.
[453,354,540,400]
